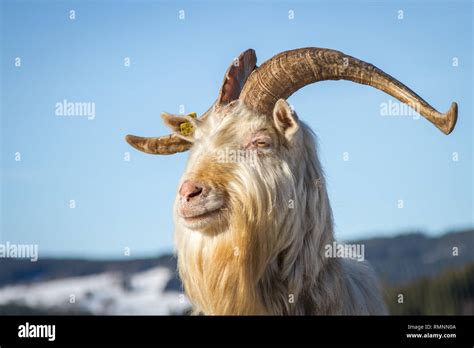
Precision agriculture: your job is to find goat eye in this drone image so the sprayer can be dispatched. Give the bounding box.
[252,139,270,148]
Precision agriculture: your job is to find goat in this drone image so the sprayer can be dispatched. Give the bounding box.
[126,48,457,315]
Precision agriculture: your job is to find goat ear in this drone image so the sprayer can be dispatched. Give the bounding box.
[217,49,257,106]
[273,99,299,140]
[161,112,198,142]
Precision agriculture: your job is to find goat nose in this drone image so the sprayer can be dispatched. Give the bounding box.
[179,180,203,201]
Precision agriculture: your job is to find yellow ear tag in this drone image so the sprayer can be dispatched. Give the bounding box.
[179,112,197,136]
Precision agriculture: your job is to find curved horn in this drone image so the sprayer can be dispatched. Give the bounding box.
[126,109,211,155]
[125,134,192,155]
[240,47,457,135]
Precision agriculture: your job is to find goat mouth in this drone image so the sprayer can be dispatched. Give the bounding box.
[178,204,227,230]
[177,194,226,229]
[181,208,222,221]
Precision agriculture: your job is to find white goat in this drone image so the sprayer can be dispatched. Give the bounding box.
[126,48,457,315]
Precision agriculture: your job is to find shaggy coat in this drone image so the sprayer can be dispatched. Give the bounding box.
[173,102,387,315]
[127,47,456,315]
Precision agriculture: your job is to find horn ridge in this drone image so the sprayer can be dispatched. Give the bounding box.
[240,47,457,135]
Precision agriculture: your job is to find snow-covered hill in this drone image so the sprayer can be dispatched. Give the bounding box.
[0,266,190,315]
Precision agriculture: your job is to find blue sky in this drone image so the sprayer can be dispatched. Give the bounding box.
[1,0,472,258]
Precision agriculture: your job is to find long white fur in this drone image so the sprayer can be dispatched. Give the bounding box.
[172,102,387,315]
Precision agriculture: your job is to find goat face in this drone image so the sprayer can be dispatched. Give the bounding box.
[168,99,307,235]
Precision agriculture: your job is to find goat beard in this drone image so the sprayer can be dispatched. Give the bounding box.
[175,158,327,315]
